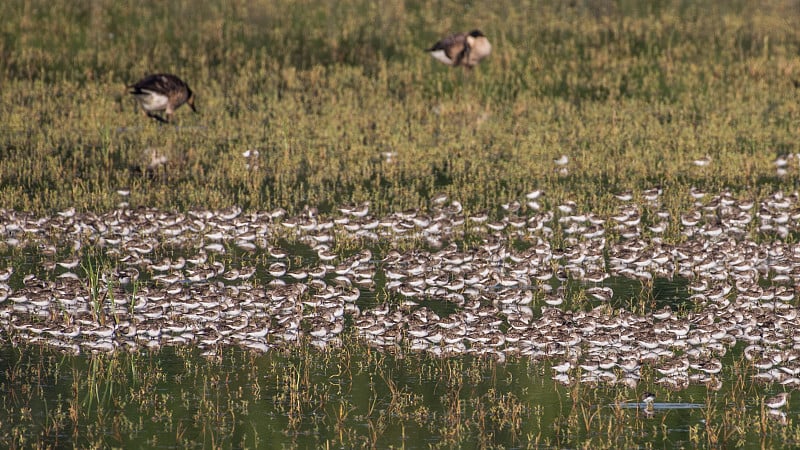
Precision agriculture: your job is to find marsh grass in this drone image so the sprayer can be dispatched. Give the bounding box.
[0,0,798,218]
[80,255,110,326]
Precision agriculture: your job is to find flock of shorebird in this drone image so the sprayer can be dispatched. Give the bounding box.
[0,187,797,414]
[128,30,491,123]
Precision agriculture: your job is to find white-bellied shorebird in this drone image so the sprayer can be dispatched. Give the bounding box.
[765,392,789,409]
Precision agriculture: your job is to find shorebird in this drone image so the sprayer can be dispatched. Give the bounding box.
[128,73,197,123]
[765,392,789,409]
[641,392,656,410]
[426,30,492,68]
[554,155,569,166]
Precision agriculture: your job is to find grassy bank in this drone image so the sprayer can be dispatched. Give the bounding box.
[0,0,798,216]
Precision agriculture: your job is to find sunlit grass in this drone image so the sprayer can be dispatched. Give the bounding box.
[0,0,798,217]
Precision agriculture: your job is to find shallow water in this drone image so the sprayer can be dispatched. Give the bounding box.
[0,340,794,449]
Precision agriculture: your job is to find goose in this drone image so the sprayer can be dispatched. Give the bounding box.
[426,29,492,68]
[128,73,197,123]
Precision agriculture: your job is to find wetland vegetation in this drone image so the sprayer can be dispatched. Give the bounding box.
[2,0,800,448]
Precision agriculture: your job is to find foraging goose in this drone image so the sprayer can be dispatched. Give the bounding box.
[128,73,197,123]
[426,29,492,68]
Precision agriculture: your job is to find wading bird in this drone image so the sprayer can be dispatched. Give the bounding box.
[128,73,197,123]
[426,30,492,68]
[765,392,789,409]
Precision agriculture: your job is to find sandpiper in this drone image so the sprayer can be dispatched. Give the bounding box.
[426,30,492,68]
[765,392,789,409]
[128,73,197,123]
[641,392,656,409]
